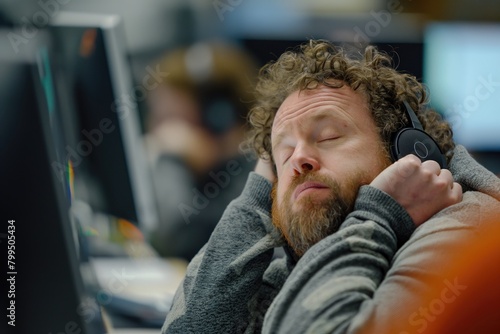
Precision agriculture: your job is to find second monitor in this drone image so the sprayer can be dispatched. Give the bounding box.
[50,12,158,232]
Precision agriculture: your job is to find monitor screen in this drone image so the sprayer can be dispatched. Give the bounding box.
[424,23,500,151]
[0,29,105,334]
[50,12,158,231]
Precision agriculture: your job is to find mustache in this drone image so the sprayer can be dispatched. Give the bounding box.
[288,171,335,189]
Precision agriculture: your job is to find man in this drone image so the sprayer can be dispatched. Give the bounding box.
[161,40,500,333]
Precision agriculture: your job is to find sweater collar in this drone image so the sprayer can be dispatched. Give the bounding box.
[449,145,500,201]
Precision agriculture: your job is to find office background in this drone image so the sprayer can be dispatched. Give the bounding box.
[1,0,499,333]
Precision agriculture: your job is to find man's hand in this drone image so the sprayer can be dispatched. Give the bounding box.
[254,158,276,183]
[370,154,462,226]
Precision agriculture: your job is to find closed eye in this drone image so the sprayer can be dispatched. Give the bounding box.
[283,153,292,164]
[318,136,339,143]
[278,148,293,165]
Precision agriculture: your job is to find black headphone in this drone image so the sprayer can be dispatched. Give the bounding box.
[390,101,447,168]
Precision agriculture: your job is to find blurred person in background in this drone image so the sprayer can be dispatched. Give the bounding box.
[143,41,258,260]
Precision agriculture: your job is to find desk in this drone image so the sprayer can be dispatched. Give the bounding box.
[85,256,187,330]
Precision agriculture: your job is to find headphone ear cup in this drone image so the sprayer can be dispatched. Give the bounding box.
[391,128,447,168]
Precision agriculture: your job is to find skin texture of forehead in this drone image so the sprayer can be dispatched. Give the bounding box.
[271,85,371,151]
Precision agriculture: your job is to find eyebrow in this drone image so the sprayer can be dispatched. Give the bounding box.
[272,109,341,150]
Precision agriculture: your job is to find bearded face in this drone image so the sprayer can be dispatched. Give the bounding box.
[271,170,368,257]
[270,85,392,258]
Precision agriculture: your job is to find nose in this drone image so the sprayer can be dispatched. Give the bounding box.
[290,145,320,176]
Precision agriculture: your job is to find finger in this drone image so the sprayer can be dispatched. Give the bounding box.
[446,182,463,205]
[438,169,454,188]
[421,159,441,175]
[395,154,421,179]
[450,182,463,203]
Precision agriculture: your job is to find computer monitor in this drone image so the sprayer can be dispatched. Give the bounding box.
[0,30,105,334]
[49,12,158,232]
[424,22,500,152]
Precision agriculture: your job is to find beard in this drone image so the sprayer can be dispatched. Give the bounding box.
[271,170,369,258]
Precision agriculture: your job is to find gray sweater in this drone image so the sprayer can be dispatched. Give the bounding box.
[161,145,500,333]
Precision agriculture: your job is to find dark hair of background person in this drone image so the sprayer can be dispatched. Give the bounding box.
[145,41,258,135]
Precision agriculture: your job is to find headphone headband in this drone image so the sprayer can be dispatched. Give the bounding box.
[402,101,423,130]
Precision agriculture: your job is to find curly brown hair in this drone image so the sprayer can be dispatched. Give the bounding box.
[244,40,455,165]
